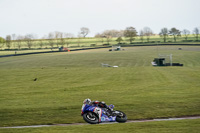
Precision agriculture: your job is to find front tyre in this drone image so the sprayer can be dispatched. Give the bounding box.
[116,111,127,123]
[83,112,99,124]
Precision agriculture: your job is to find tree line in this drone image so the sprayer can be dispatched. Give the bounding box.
[0,27,91,49]
[0,26,200,50]
[95,27,200,44]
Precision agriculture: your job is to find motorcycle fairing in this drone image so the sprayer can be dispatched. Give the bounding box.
[101,108,116,122]
[93,107,102,122]
[81,104,102,122]
[81,104,116,122]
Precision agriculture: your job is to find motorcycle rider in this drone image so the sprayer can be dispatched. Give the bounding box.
[83,98,113,116]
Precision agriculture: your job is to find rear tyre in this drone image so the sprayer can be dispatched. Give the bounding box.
[116,111,127,123]
[83,112,99,124]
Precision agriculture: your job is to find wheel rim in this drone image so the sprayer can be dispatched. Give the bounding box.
[86,113,96,121]
[117,112,126,119]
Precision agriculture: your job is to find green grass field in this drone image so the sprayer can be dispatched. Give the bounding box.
[0,46,200,132]
[1,119,200,133]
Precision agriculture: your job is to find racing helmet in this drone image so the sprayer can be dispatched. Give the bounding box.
[83,98,91,104]
[99,101,106,107]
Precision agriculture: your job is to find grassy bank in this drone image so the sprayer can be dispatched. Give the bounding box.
[0,46,200,127]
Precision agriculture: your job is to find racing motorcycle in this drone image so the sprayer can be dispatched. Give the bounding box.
[81,103,127,124]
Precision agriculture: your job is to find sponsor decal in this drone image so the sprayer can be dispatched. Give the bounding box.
[101,116,105,121]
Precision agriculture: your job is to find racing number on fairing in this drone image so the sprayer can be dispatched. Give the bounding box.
[93,107,102,122]
[94,107,101,115]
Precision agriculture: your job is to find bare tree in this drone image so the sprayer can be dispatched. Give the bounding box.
[139,30,144,43]
[48,32,55,48]
[24,34,33,49]
[16,35,24,49]
[102,30,113,44]
[118,30,125,37]
[159,28,168,43]
[94,33,101,38]
[80,27,90,37]
[41,35,48,48]
[182,29,190,41]
[55,31,62,47]
[193,27,200,41]
[11,34,16,48]
[6,35,12,49]
[95,33,105,45]
[60,32,65,47]
[64,33,74,47]
[77,33,82,47]
[106,36,112,45]
[95,30,124,45]
[169,27,181,42]
[143,27,153,42]
[106,30,121,37]
[12,34,16,40]
[124,27,137,44]
[95,30,124,38]
[39,39,44,48]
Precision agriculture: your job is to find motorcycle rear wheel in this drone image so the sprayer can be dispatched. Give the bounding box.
[116,110,127,123]
[83,112,99,124]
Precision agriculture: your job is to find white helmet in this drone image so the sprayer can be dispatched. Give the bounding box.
[83,98,91,104]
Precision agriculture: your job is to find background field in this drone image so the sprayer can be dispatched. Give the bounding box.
[0,46,200,130]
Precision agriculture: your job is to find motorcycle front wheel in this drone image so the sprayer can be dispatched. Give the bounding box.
[83,112,99,124]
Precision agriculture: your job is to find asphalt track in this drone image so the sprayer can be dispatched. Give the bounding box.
[1,116,200,129]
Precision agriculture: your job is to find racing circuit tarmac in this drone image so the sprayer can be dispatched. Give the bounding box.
[1,116,200,129]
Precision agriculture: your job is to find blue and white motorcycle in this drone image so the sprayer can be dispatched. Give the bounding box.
[81,103,127,124]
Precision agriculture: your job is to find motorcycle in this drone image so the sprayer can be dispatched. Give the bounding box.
[81,103,127,124]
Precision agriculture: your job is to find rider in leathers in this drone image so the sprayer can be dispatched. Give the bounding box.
[83,99,113,116]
